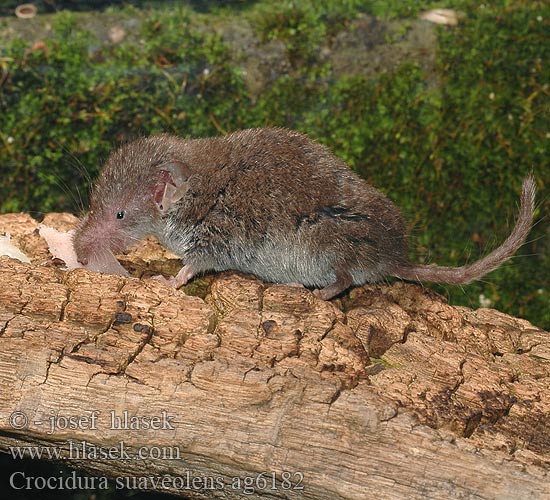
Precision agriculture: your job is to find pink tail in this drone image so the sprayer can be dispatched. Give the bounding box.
[393,175,536,284]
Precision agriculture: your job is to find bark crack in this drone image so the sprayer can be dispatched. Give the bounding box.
[59,287,71,322]
[448,358,467,397]
[122,323,155,373]
[0,314,15,336]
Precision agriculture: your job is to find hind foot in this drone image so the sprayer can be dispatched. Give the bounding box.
[313,270,353,300]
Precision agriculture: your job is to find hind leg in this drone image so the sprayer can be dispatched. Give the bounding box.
[313,269,353,300]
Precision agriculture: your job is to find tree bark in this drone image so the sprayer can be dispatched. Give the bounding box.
[0,213,549,499]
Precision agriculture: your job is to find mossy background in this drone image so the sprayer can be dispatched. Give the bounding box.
[1,0,549,334]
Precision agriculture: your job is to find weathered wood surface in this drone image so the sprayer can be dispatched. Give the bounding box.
[0,213,549,499]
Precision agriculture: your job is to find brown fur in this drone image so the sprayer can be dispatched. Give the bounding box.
[73,128,536,299]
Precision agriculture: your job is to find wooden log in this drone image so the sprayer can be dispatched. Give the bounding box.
[0,213,548,499]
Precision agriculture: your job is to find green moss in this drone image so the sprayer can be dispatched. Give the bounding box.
[0,1,548,328]
[371,357,398,369]
[0,8,244,213]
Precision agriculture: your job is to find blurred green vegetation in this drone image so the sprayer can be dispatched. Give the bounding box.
[0,0,548,328]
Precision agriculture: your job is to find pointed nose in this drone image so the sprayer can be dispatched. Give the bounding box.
[78,256,89,266]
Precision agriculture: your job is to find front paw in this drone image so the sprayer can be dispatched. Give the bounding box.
[150,264,195,289]
[151,274,179,288]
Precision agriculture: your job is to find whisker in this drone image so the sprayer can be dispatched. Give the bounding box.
[50,170,83,213]
[56,139,93,186]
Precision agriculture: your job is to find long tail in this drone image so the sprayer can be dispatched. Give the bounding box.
[393,175,536,284]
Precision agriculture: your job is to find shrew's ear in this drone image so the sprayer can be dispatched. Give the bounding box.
[152,161,191,214]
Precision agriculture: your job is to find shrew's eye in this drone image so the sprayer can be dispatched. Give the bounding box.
[116,211,125,220]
